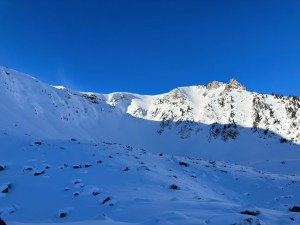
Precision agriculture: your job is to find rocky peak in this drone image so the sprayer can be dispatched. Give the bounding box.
[225,78,246,91]
[207,81,223,90]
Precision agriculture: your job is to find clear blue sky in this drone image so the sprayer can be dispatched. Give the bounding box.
[0,0,300,95]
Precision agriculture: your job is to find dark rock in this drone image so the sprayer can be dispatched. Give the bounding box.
[0,165,5,171]
[0,218,7,225]
[1,187,9,193]
[34,171,45,176]
[59,212,67,218]
[1,183,12,193]
[101,197,111,204]
[245,218,253,224]
[240,210,260,216]
[23,166,33,171]
[84,164,92,168]
[34,141,42,145]
[72,165,81,169]
[96,160,103,164]
[92,191,99,196]
[289,206,300,213]
[169,184,180,190]
[123,167,129,171]
[179,161,189,167]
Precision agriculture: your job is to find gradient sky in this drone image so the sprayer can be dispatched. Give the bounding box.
[0,0,300,95]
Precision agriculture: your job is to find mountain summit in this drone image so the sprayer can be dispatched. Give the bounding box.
[207,78,246,91]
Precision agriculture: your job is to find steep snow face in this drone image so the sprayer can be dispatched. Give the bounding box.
[0,66,300,162]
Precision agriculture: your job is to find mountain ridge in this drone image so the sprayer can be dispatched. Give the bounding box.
[1,66,300,151]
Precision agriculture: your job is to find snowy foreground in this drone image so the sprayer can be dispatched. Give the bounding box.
[1,134,300,225]
[1,66,300,224]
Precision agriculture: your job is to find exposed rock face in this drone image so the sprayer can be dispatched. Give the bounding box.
[207,81,223,90]
[225,78,246,91]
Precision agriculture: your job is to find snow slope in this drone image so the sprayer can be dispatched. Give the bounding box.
[1,66,300,224]
[1,135,300,225]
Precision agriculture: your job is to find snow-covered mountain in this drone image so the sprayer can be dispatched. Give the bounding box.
[1,66,300,225]
[1,66,299,162]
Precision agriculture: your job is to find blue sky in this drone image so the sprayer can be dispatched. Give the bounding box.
[0,0,300,95]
